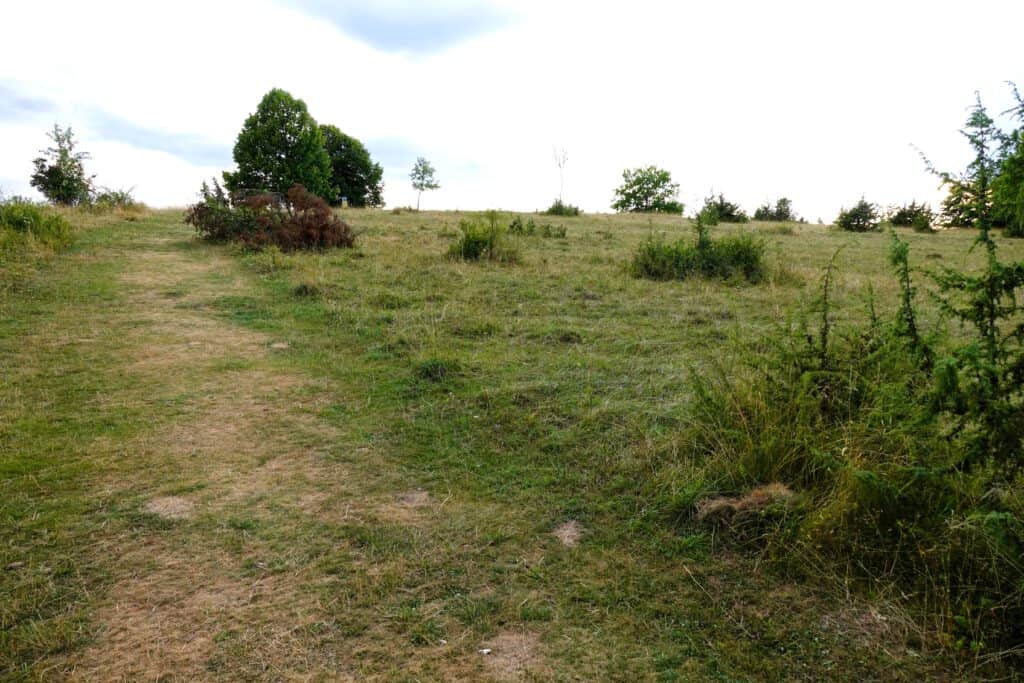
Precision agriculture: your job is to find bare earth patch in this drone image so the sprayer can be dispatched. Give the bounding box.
[552,520,583,547]
[377,489,433,523]
[145,496,194,520]
[479,631,545,681]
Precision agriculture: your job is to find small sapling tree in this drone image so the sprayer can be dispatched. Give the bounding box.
[410,157,439,210]
[30,124,94,206]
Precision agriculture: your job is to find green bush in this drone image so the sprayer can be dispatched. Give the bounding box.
[90,187,145,213]
[754,197,797,222]
[448,213,519,263]
[0,198,74,290]
[545,198,580,216]
[701,193,748,223]
[0,198,73,251]
[672,232,1024,659]
[836,198,881,232]
[888,200,933,228]
[630,217,765,282]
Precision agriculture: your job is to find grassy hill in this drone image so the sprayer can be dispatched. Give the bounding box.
[2,208,1019,680]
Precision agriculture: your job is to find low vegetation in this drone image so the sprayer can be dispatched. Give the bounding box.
[185,181,355,250]
[0,197,74,289]
[630,214,765,282]
[754,197,798,222]
[447,211,519,262]
[544,198,580,216]
[700,192,749,223]
[508,215,566,238]
[888,200,934,228]
[836,197,882,232]
[677,228,1024,656]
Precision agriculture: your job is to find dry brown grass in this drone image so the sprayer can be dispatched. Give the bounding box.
[551,520,583,548]
[695,483,795,524]
[479,630,546,681]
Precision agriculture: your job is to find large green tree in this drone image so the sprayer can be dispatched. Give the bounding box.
[611,166,683,213]
[223,89,333,200]
[320,124,384,207]
[30,124,94,206]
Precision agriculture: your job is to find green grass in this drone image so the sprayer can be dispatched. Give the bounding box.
[2,208,1021,679]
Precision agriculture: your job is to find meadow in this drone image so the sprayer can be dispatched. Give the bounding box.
[2,207,1021,680]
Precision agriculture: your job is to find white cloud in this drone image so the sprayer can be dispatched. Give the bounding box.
[1,0,1021,219]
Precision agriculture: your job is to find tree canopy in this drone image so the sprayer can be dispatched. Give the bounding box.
[223,89,333,200]
[320,124,384,207]
[410,157,439,210]
[611,166,683,213]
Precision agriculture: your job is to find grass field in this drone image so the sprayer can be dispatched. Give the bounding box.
[2,208,1020,680]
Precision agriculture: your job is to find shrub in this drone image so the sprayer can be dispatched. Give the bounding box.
[672,231,1024,659]
[545,199,580,216]
[888,201,934,229]
[448,212,518,263]
[90,187,145,212]
[701,193,748,223]
[754,197,797,222]
[184,180,259,242]
[835,198,881,232]
[630,215,765,282]
[185,181,355,250]
[911,212,934,233]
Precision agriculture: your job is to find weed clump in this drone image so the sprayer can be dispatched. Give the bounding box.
[630,215,765,282]
[185,181,355,250]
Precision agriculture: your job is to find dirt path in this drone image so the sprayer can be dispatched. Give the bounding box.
[51,229,547,681]
[65,233,340,679]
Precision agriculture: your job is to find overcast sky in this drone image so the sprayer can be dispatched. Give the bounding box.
[1,0,1022,219]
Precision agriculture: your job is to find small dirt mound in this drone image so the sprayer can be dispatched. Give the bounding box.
[552,520,583,547]
[480,631,544,680]
[695,483,794,524]
[145,496,194,520]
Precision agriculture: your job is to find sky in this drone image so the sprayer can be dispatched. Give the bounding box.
[1,0,1022,220]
